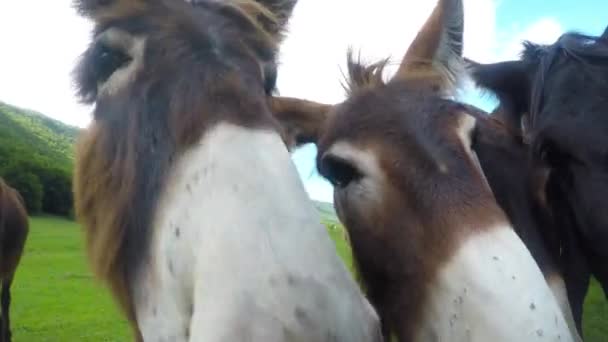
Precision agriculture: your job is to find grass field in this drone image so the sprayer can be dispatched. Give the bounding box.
[9,216,607,341]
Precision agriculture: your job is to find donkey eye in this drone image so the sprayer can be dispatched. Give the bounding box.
[93,44,132,84]
[320,155,362,189]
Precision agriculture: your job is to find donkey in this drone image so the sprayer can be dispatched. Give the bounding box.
[71,0,381,341]
[468,26,608,334]
[267,0,579,340]
[0,178,28,342]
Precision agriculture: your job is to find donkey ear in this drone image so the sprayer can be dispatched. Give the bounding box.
[467,58,532,130]
[467,59,531,109]
[268,96,333,150]
[391,0,464,91]
[253,0,297,29]
[243,0,297,40]
[73,0,147,22]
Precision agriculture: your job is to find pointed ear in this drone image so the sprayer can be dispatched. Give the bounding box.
[391,0,464,92]
[239,0,297,41]
[467,58,532,131]
[253,0,297,29]
[268,96,333,150]
[602,25,608,39]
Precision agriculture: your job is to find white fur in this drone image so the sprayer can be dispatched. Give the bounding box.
[417,226,576,342]
[546,274,583,342]
[133,123,381,342]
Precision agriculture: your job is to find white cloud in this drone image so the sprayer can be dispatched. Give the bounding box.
[458,17,564,118]
[277,0,498,102]
[494,17,564,61]
[0,1,94,128]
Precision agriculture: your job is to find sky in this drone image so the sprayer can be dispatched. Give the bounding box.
[0,0,606,203]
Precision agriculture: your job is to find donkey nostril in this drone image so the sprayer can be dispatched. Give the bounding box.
[320,155,361,188]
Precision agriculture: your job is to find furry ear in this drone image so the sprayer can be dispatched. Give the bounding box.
[73,0,148,22]
[268,96,333,150]
[391,0,464,94]
[466,58,532,132]
[253,0,297,30]
[235,0,297,41]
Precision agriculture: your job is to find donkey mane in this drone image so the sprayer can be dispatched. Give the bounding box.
[522,32,608,64]
[341,49,391,94]
[341,53,516,143]
[72,0,286,328]
[342,50,465,98]
[523,32,608,127]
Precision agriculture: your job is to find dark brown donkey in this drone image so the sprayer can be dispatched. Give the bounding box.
[468,27,608,336]
[71,0,381,341]
[0,178,28,342]
[267,0,579,340]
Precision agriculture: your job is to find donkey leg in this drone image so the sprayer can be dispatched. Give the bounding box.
[1,276,13,342]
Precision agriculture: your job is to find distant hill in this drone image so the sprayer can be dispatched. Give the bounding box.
[0,101,80,172]
[0,101,80,214]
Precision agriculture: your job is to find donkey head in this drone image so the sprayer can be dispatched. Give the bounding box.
[72,0,298,332]
[270,1,526,339]
[469,25,608,294]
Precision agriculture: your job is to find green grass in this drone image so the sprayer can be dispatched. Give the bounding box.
[12,216,129,341]
[10,216,607,341]
[583,278,608,341]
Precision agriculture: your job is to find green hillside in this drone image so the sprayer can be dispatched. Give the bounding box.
[0,101,80,215]
[0,101,80,172]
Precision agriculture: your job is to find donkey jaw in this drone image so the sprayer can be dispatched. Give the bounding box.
[416,226,576,342]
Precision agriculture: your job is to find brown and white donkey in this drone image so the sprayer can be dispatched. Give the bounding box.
[269,0,580,341]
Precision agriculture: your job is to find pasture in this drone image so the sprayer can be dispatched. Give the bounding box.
[8,216,607,341]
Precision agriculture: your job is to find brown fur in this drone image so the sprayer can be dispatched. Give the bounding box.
[0,178,29,342]
[268,0,575,339]
[270,70,574,341]
[268,96,332,149]
[272,0,506,338]
[316,78,509,340]
[72,0,295,338]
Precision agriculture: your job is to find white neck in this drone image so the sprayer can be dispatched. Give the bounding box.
[133,122,381,341]
[416,226,576,342]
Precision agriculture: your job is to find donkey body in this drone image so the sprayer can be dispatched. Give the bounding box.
[72,0,381,340]
[268,0,578,340]
[469,27,608,336]
[0,179,28,342]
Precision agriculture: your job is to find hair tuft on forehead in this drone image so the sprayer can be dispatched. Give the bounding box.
[521,41,547,62]
[342,48,390,95]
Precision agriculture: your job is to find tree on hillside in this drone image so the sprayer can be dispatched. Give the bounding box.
[0,158,73,216]
[0,101,77,217]
[39,168,73,216]
[2,167,43,214]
